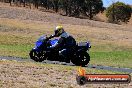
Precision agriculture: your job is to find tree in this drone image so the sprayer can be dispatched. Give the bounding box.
[81,0,103,19]
[40,0,50,10]
[106,2,132,24]
[59,0,74,16]
[60,0,103,19]
[51,0,60,13]
[33,0,40,9]
[2,0,103,19]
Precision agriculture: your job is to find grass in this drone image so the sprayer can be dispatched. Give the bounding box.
[90,51,132,68]
[0,44,32,58]
[0,5,131,88]
[1,60,127,74]
[1,60,131,88]
[0,18,132,68]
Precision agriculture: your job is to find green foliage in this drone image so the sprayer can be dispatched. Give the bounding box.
[2,0,104,19]
[90,51,132,68]
[83,0,103,19]
[106,2,132,23]
[59,0,103,19]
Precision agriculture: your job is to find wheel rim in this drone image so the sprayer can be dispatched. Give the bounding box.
[82,55,88,62]
[31,50,46,62]
[78,54,88,62]
[32,51,39,61]
[39,51,46,59]
[72,52,90,66]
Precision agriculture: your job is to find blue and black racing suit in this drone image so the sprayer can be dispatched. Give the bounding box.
[51,32,76,62]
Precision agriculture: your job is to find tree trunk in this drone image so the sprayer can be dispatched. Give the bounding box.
[9,0,12,6]
[89,1,92,19]
[65,6,68,15]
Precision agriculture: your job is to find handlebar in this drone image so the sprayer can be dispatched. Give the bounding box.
[45,35,55,41]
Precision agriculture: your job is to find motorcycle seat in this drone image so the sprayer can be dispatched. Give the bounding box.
[77,42,88,47]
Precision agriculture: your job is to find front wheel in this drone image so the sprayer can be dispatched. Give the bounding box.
[71,52,90,66]
[29,49,46,62]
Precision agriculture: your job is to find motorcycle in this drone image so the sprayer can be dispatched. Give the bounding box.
[29,35,91,66]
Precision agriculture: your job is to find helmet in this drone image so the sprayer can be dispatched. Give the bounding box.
[54,26,64,37]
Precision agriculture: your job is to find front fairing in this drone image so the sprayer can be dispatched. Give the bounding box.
[33,35,47,50]
[49,39,58,46]
[33,35,59,51]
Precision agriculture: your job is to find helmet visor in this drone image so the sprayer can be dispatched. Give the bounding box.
[54,29,60,36]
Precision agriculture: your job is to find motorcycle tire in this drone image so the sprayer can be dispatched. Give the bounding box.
[71,52,90,66]
[29,49,46,62]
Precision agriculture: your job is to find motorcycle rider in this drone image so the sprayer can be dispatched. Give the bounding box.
[50,26,76,62]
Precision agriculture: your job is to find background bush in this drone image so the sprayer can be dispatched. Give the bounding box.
[106,2,132,24]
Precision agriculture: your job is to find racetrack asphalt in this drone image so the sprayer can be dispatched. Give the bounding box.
[0,56,132,73]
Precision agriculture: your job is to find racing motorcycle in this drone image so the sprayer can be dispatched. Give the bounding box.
[29,35,91,66]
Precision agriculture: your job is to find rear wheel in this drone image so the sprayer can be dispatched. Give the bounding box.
[71,52,90,66]
[29,50,46,62]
